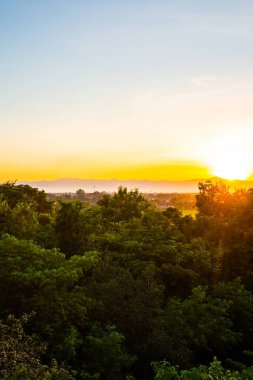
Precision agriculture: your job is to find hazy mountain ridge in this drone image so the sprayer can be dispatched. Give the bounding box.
[16,178,253,193]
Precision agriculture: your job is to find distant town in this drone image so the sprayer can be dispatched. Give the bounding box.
[47,190,197,216]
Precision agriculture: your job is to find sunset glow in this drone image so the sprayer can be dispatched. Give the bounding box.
[202,135,253,180]
[1,1,253,186]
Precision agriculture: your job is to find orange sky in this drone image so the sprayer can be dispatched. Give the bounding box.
[1,2,253,182]
[1,155,211,182]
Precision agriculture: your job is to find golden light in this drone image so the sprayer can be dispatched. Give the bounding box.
[203,135,252,180]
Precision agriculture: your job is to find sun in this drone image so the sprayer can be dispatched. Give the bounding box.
[203,136,252,180]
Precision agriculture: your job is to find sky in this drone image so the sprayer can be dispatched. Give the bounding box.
[1,0,253,182]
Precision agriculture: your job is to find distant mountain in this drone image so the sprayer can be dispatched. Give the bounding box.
[16,177,253,193]
[17,178,200,193]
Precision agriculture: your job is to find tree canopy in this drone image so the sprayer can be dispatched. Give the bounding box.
[0,181,253,379]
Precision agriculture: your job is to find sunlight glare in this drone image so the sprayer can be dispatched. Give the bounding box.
[203,135,252,180]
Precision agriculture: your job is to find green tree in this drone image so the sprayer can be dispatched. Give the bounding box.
[82,325,136,380]
[98,187,150,222]
[0,234,99,365]
[0,313,72,380]
[196,181,232,219]
[0,182,53,213]
[75,189,86,201]
[152,286,240,367]
[55,201,86,257]
[152,357,247,380]
[7,202,39,240]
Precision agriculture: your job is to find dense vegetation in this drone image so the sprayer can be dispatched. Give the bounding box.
[1,181,253,379]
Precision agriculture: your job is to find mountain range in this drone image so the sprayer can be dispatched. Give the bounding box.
[16,178,253,194]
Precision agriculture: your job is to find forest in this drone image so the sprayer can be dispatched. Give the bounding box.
[0,181,253,379]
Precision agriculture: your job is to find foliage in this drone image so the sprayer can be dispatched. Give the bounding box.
[0,182,253,378]
[82,325,136,380]
[0,313,72,379]
[97,186,150,222]
[55,201,86,257]
[152,357,253,380]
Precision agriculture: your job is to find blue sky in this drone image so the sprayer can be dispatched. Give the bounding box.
[1,0,253,180]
